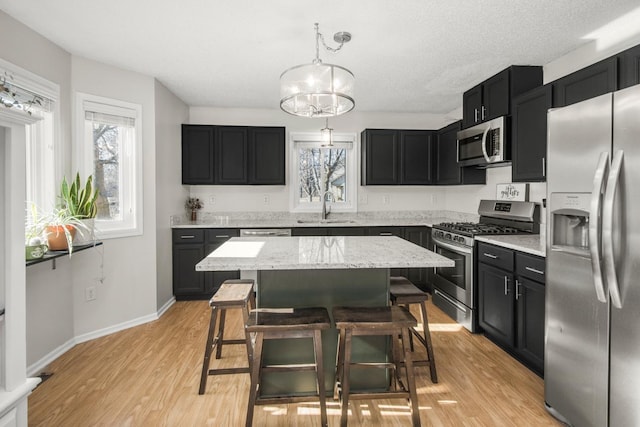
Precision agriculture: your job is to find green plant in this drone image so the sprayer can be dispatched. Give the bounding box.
[59,173,99,219]
[25,203,48,246]
[44,207,88,255]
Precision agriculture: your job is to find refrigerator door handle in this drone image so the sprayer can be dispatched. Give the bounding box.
[589,152,609,303]
[603,149,624,309]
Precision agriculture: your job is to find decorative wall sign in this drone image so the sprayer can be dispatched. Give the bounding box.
[496,183,529,201]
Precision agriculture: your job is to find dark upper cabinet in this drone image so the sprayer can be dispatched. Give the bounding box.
[400,131,434,184]
[182,124,285,185]
[361,129,434,185]
[361,129,399,185]
[249,127,285,185]
[553,57,618,107]
[618,44,640,89]
[216,126,248,184]
[511,84,553,182]
[462,66,543,128]
[182,125,215,184]
[435,121,486,185]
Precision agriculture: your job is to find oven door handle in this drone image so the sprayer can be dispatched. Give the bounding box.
[433,239,473,255]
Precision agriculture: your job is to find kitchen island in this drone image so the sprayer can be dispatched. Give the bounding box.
[196,235,453,395]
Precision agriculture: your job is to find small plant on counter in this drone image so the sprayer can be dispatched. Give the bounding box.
[43,207,88,255]
[185,197,204,222]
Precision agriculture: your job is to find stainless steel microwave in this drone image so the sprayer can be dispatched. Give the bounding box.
[456,116,508,167]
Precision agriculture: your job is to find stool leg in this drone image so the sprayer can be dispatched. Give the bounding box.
[242,304,253,372]
[340,330,353,427]
[199,306,219,395]
[215,308,227,359]
[419,301,438,383]
[246,332,264,427]
[313,329,328,427]
[401,327,421,427]
[405,304,415,351]
[334,328,346,400]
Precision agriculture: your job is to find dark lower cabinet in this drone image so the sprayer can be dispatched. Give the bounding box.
[172,228,239,300]
[553,57,617,107]
[477,242,545,376]
[511,84,553,182]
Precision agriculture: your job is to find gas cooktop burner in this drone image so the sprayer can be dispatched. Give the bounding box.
[434,222,523,237]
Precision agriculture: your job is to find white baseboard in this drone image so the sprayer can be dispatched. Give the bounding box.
[27,297,177,377]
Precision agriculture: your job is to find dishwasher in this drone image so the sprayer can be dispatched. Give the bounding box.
[239,229,291,286]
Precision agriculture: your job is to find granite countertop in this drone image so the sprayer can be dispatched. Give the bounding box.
[196,235,454,271]
[171,210,477,229]
[476,232,546,257]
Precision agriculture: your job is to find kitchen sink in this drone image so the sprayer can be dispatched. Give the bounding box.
[296,219,356,224]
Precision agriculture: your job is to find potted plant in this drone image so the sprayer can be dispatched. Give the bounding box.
[185,197,203,222]
[43,207,88,254]
[59,172,99,245]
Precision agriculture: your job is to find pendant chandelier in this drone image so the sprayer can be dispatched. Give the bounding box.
[280,23,354,118]
[320,118,334,147]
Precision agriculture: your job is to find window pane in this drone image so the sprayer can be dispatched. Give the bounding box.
[296,147,346,205]
[298,148,321,204]
[324,148,346,203]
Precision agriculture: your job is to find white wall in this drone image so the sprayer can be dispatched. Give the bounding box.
[189,107,452,213]
[154,81,189,310]
[70,57,158,337]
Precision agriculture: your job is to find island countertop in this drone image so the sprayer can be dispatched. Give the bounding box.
[196,235,454,271]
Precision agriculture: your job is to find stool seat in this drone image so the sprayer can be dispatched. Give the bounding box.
[333,305,422,427]
[246,307,330,427]
[389,276,438,384]
[199,279,255,395]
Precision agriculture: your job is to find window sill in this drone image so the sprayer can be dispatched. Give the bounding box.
[26,242,103,269]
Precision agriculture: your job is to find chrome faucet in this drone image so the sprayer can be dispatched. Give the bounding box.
[321,190,335,220]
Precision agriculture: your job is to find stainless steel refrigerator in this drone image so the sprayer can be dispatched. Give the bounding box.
[545,83,640,426]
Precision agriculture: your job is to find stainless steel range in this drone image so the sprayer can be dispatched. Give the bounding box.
[431,199,540,332]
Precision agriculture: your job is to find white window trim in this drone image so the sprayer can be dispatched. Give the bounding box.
[289,132,357,213]
[74,92,143,239]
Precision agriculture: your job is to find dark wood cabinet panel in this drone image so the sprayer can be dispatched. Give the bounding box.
[462,66,542,128]
[249,127,285,184]
[553,57,617,107]
[512,85,553,182]
[182,124,285,186]
[516,276,545,374]
[172,228,238,300]
[327,227,366,236]
[182,125,215,184]
[400,131,434,185]
[478,262,515,347]
[291,227,329,236]
[216,126,248,184]
[362,129,399,185]
[618,44,640,89]
[435,121,486,185]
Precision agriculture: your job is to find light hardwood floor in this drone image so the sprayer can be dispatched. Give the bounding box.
[28,299,561,426]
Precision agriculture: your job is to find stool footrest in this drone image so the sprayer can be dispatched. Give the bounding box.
[261,363,318,373]
[207,367,250,375]
[349,362,397,370]
[221,339,246,345]
[256,394,325,406]
[344,391,410,401]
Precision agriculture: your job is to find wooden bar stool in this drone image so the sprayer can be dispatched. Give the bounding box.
[333,305,421,427]
[198,279,255,395]
[245,307,331,427]
[390,276,438,383]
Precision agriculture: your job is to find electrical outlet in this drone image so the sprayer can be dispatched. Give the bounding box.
[209,195,215,204]
[430,194,437,204]
[85,286,96,301]
[382,194,390,204]
[263,195,270,205]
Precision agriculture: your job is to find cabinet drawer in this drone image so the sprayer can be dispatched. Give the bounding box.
[477,242,514,271]
[172,229,204,243]
[206,228,239,243]
[516,252,546,282]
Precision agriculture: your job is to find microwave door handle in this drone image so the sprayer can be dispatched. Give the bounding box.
[589,151,609,303]
[603,150,624,309]
[481,125,491,162]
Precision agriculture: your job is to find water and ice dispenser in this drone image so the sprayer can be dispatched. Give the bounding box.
[550,193,593,255]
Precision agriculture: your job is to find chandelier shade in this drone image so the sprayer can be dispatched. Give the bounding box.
[279,23,354,118]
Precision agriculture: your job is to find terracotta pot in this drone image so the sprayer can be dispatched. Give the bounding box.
[46,225,77,251]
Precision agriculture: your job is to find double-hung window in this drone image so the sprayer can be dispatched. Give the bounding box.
[76,93,142,239]
[290,132,357,213]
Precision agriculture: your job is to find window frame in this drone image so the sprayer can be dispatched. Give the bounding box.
[75,92,143,239]
[289,132,357,213]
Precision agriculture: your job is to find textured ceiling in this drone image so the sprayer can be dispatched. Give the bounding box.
[1,1,639,114]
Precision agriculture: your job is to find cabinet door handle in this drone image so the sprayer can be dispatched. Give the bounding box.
[481,105,486,120]
[525,266,544,275]
[180,235,196,239]
[483,253,498,259]
[215,235,230,238]
[504,276,510,295]
[542,157,546,177]
[474,108,479,123]
[379,232,393,236]
[515,279,521,300]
